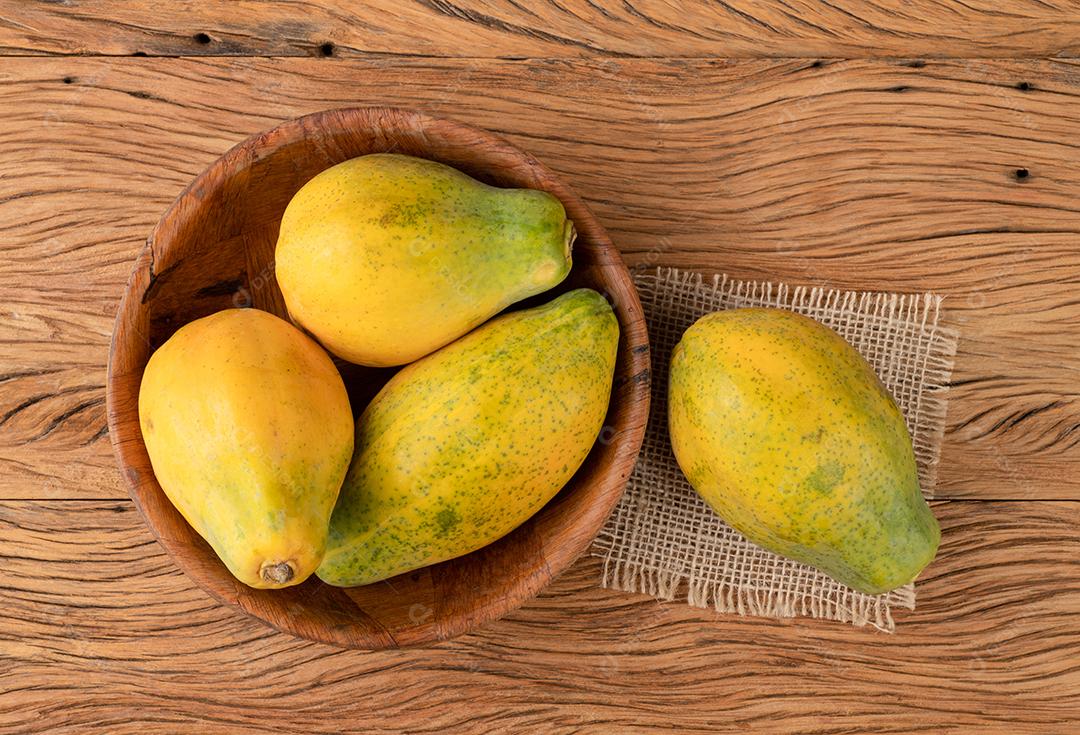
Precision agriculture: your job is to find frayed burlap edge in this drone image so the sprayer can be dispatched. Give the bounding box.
[598,552,917,631]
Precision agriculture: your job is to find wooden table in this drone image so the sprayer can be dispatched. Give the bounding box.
[2,3,1078,733]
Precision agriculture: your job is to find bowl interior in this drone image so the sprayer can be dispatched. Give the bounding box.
[107,107,649,648]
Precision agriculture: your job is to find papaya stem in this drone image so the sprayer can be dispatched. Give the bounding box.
[260,561,295,585]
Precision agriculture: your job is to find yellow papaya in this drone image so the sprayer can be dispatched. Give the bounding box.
[275,153,574,367]
[138,309,353,589]
[668,308,939,594]
[316,288,619,587]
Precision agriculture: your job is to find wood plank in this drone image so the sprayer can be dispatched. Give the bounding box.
[2,57,1077,500]
[0,499,1076,733]
[1,1,1080,59]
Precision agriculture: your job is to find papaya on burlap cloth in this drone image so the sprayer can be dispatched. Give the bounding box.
[592,267,959,632]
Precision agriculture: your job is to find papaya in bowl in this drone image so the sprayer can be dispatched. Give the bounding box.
[106,107,649,649]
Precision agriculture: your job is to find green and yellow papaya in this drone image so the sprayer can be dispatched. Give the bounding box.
[138,308,353,589]
[668,308,939,594]
[275,153,574,367]
[317,288,619,587]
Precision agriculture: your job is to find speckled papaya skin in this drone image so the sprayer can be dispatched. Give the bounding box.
[275,153,574,367]
[138,309,354,589]
[668,308,939,594]
[316,288,619,587]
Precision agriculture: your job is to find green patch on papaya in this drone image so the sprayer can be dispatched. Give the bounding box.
[805,461,844,495]
[434,506,461,538]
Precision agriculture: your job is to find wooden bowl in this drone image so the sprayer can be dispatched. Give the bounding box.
[106,107,650,649]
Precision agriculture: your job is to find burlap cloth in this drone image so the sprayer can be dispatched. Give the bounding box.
[593,268,959,632]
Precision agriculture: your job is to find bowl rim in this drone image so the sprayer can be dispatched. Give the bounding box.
[105,106,651,648]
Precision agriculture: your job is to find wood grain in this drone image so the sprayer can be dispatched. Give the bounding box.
[1,499,1077,734]
[2,0,1080,59]
[2,57,1078,501]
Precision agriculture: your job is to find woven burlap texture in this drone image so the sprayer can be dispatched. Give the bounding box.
[593,267,959,632]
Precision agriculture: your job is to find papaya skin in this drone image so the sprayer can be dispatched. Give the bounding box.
[138,308,354,589]
[275,153,575,367]
[668,308,939,595]
[316,288,619,587]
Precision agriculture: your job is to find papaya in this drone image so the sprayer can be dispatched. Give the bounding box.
[316,288,619,587]
[138,308,353,589]
[275,153,574,367]
[667,308,939,594]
